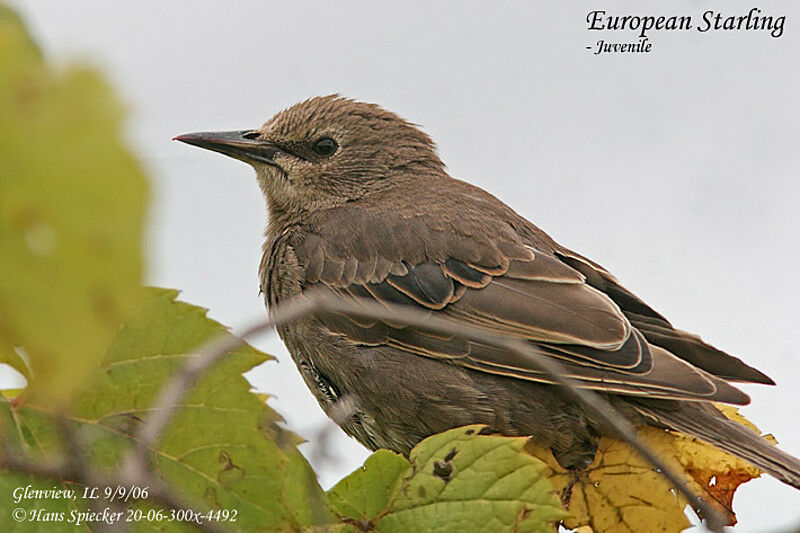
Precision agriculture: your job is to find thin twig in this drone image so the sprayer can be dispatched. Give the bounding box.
[128,287,726,531]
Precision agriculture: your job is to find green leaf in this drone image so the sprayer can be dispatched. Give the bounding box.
[328,426,566,533]
[0,288,332,531]
[328,449,410,522]
[0,5,146,406]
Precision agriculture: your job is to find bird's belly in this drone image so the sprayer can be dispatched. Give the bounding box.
[277,317,599,466]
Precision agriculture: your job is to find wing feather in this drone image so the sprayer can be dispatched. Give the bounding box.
[293,231,757,404]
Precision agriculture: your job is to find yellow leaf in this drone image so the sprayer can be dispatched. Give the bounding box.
[525,406,765,532]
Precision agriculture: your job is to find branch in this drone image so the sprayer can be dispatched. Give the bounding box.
[131,288,727,532]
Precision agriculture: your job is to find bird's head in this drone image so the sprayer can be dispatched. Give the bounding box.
[175,95,444,216]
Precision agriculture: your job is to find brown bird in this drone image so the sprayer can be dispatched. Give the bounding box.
[176,95,800,487]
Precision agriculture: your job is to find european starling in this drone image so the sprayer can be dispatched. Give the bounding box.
[176,95,800,487]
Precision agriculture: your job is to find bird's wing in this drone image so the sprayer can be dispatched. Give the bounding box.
[290,221,765,405]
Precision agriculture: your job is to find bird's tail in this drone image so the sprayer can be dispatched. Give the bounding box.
[633,401,800,489]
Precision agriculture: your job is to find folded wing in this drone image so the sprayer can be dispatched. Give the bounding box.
[293,229,767,405]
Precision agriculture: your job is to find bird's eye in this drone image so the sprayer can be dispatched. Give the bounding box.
[312,138,338,157]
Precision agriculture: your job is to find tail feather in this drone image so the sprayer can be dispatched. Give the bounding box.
[633,401,800,489]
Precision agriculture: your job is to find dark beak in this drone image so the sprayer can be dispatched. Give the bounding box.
[173,130,285,168]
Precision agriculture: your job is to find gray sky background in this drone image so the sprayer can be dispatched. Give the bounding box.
[10,1,800,530]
